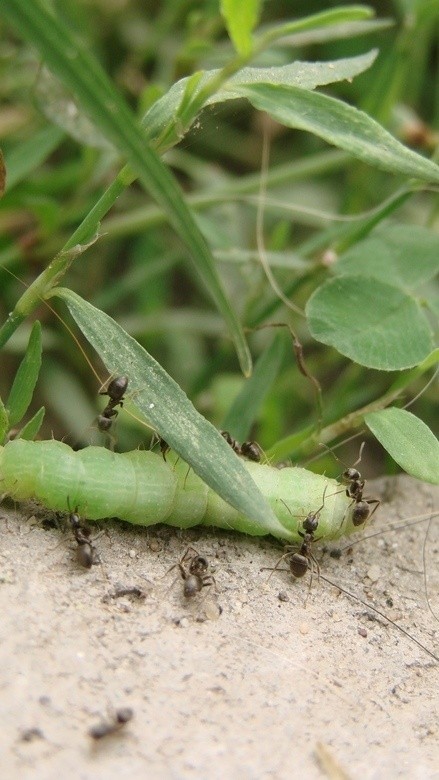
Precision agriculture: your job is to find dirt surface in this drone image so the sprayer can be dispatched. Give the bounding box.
[1,475,438,780]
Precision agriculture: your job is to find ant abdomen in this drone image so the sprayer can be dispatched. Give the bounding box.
[289,552,309,578]
[352,501,372,527]
[183,574,203,597]
[101,375,128,402]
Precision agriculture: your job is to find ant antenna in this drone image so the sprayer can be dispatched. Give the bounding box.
[320,440,365,473]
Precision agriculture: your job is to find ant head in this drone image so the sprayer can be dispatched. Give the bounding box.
[69,512,81,528]
[240,441,263,462]
[190,555,208,574]
[221,430,238,449]
[303,513,319,534]
[343,467,361,482]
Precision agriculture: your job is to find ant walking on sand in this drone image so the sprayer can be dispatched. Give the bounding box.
[262,489,328,596]
[341,442,381,527]
[68,509,99,569]
[263,484,439,662]
[167,546,216,598]
[320,441,381,528]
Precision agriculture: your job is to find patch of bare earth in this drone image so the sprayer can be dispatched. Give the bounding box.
[1,475,438,779]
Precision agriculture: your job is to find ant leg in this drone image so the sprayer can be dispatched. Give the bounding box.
[261,549,293,582]
[303,555,321,607]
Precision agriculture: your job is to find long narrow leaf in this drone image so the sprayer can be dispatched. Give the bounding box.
[238,83,439,184]
[6,321,42,427]
[222,333,286,440]
[5,125,65,190]
[0,0,251,375]
[51,288,286,537]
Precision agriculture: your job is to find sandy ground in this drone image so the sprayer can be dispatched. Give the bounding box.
[1,474,438,780]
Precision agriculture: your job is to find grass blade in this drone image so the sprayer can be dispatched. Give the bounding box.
[0,0,251,375]
[52,287,286,536]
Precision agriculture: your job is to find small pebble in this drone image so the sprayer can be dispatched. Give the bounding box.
[299,622,309,635]
[278,591,289,602]
[20,727,44,742]
[358,627,368,638]
[366,565,381,583]
[204,601,222,620]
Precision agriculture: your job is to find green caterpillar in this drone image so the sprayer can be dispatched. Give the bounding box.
[0,439,357,542]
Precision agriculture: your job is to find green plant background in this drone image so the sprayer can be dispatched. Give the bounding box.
[0,0,438,506]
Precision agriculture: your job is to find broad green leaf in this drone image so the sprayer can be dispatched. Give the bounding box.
[0,0,251,376]
[222,332,286,440]
[335,224,439,290]
[237,83,439,184]
[52,288,286,537]
[6,321,42,427]
[4,125,65,190]
[0,397,8,444]
[306,276,434,370]
[221,0,263,56]
[365,408,439,485]
[17,407,45,441]
[143,51,378,142]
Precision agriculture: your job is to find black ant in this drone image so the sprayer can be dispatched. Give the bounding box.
[221,431,263,462]
[97,375,128,432]
[262,492,439,662]
[69,510,98,568]
[262,489,327,591]
[240,440,263,462]
[169,546,216,598]
[221,430,240,453]
[88,707,133,740]
[321,441,380,527]
[338,443,380,527]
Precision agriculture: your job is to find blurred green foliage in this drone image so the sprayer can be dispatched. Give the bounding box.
[0,0,437,480]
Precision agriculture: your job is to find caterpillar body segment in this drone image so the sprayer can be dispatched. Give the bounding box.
[0,440,177,525]
[0,439,355,542]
